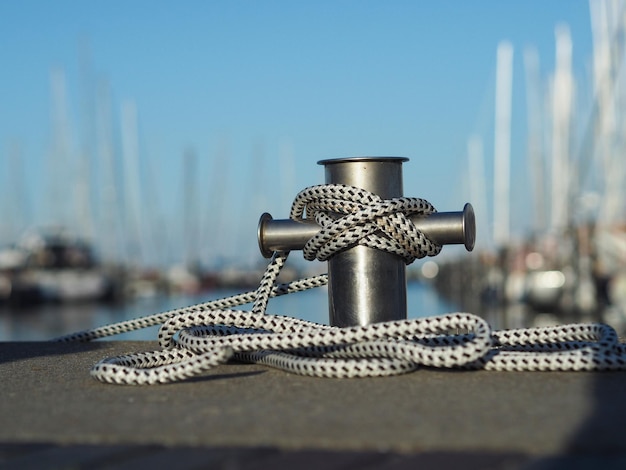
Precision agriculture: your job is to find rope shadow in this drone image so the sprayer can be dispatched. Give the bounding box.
[173,368,267,385]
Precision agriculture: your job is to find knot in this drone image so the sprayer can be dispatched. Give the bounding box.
[289,184,442,263]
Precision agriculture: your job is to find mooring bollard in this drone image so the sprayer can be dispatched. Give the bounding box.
[257,157,475,327]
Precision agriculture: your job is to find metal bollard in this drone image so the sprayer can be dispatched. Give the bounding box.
[257,157,475,327]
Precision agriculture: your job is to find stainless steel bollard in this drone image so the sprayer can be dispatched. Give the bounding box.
[257,156,475,327]
[321,157,409,327]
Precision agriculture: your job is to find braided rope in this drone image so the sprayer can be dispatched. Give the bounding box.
[54,184,626,385]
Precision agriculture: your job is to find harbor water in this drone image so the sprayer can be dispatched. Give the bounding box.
[0,281,456,342]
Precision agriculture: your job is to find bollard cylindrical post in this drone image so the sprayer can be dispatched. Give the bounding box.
[318,157,409,327]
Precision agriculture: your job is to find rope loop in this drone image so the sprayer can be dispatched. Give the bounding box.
[290,184,441,263]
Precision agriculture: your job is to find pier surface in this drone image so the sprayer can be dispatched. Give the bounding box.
[2,341,626,468]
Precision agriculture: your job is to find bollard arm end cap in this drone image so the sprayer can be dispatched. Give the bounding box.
[463,203,476,252]
[257,213,274,258]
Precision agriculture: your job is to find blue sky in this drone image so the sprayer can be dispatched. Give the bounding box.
[0,1,596,267]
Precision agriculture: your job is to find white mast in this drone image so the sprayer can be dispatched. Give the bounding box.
[121,100,144,266]
[468,134,489,250]
[550,24,574,234]
[523,46,547,235]
[279,139,296,216]
[1,141,27,243]
[96,79,121,263]
[183,148,198,267]
[493,41,514,247]
[590,0,623,226]
[77,39,96,243]
[49,67,74,231]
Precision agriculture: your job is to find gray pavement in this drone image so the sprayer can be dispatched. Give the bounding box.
[1,340,626,468]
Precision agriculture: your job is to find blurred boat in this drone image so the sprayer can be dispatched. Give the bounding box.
[0,228,115,305]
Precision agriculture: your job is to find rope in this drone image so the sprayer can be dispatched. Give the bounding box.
[53,184,626,385]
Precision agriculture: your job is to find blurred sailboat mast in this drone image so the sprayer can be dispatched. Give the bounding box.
[121,100,144,266]
[183,148,199,268]
[550,25,575,235]
[590,0,624,227]
[49,68,74,231]
[1,141,28,243]
[95,79,122,264]
[523,46,547,236]
[493,41,514,247]
[467,135,489,249]
[77,39,96,243]
[205,139,230,268]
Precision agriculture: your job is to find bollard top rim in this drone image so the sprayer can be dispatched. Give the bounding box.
[318,156,409,165]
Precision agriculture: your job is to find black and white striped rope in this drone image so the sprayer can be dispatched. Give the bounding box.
[54,184,626,385]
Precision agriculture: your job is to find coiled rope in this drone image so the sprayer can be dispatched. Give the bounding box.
[54,184,626,385]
